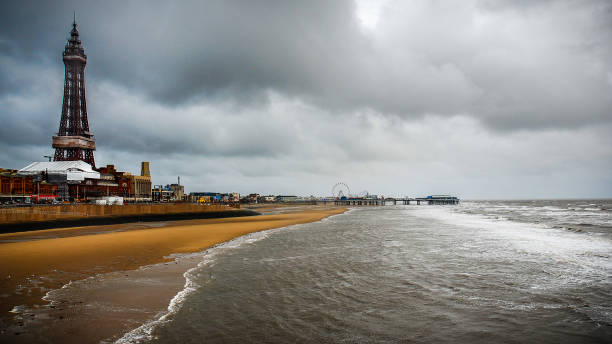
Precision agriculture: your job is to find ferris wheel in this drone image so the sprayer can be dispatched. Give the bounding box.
[331,182,350,199]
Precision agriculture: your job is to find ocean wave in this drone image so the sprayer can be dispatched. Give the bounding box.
[408,206,612,282]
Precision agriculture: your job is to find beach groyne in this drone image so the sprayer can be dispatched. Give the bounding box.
[0,204,259,233]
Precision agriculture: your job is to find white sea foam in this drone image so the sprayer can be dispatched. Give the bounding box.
[9,305,26,314]
[408,206,612,283]
[42,278,77,304]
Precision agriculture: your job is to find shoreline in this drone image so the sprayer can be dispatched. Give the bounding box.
[115,226,293,344]
[0,206,347,343]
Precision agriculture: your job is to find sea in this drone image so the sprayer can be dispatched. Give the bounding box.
[117,200,612,344]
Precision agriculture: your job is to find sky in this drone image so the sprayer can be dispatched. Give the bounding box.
[1,0,611,199]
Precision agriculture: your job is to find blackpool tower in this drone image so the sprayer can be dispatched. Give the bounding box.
[52,16,96,167]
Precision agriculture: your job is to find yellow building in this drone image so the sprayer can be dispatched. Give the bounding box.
[124,162,152,202]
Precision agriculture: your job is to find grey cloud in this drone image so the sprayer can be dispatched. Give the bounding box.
[86,86,301,158]
[2,0,611,131]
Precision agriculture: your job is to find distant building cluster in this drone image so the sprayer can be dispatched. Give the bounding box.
[185,193,322,205]
[12,161,152,204]
[153,182,185,202]
[2,156,154,205]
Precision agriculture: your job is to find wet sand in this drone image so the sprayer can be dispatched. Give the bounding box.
[0,206,346,343]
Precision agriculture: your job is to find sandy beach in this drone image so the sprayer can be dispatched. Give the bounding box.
[0,206,346,343]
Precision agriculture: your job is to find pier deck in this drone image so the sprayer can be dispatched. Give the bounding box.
[299,195,460,206]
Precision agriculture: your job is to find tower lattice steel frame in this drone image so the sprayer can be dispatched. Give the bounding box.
[52,16,96,167]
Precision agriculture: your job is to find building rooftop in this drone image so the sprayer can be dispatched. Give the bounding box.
[18,161,100,180]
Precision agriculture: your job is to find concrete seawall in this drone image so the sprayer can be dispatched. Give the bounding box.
[0,204,259,233]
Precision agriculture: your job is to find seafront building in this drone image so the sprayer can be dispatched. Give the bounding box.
[188,192,240,204]
[16,161,152,203]
[19,161,101,200]
[128,162,153,202]
[260,195,276,202]
[152,178,185,202]
[153,185,174,202]
[97,163,153,202]
[276,195,299,202]
[0,168,58,204]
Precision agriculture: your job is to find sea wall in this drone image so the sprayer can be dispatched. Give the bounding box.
[0,204,258,233]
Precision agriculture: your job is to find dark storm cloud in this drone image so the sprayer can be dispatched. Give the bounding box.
[0,0,364,104]
[2,0,611,131]
[0,59,60,147]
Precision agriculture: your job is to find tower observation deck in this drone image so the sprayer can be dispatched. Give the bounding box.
[52,16,96,167]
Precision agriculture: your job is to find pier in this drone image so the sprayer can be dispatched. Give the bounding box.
[331,196,459,206]
[324,184,459,207]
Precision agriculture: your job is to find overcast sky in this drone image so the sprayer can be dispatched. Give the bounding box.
[1,0,611,198]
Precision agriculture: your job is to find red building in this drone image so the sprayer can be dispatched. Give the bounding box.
[0,168,58,203]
